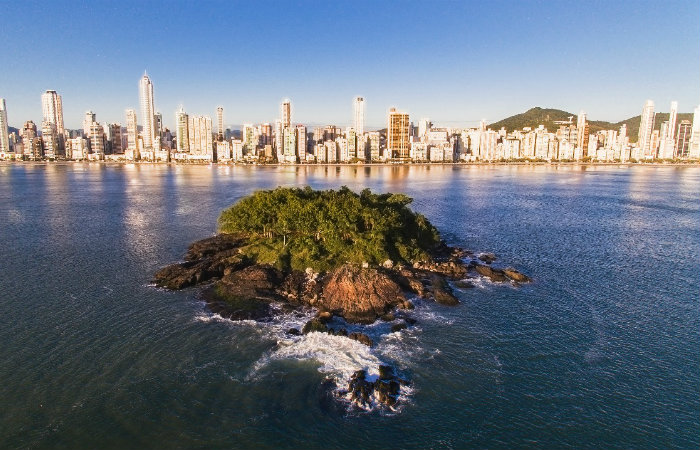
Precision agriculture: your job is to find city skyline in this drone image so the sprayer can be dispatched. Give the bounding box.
[0,1,698,129]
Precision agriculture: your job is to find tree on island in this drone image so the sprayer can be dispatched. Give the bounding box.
[217,186,441,271]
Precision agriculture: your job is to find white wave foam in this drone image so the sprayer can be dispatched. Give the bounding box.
[257,331,383,381]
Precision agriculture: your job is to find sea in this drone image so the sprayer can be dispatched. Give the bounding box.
[0,163,698,450]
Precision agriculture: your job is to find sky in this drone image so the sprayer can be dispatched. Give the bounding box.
[1,0,698,130]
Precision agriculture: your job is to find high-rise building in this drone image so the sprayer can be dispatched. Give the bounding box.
[0,99,9,154]
[667,101,678,142]
[418,118,431,139]
[676,120,692,158]
[83,111,96,137]
[89,122,105,156]
[41,122,58,158]
[576,110,589,154]
[353,96,365,135]
[176,106,189,153]
[106,123,123,154]
[126,109,139,154]
[216,106,224,141]
[41,90,65,137]
[154,112,163,139]
[346,127,357,159]
[139,72,156,150]
[187,115,213,158]
[296,124,307,161]
[21,121,41,159]
[638,100,655,158]
[281,99,291,127]
[688,105,700,158]
[283,126,296,162]
[387,107,410,159]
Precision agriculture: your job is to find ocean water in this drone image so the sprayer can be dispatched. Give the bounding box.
[0,163,698,450]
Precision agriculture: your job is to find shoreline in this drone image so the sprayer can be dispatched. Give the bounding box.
[1,160,699,168]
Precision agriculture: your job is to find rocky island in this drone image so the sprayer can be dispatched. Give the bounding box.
[153,186,530,408]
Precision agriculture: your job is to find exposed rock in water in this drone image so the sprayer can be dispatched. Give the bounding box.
[473,264,509,282]
[302,318,329,334]
[454,280,475,289]
[478,253,497,264]
[503,268,532,283]
[430,275,460,306]
[184,234,246,261]
[286,328,301,336]
[390,321,408,333]
[346,366,405,408]
[318,264,406,324]
[348,332,373,347]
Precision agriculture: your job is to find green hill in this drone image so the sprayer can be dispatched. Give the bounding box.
[489,107,693,143]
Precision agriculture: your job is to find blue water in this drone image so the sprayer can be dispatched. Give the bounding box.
[0,163,698,449]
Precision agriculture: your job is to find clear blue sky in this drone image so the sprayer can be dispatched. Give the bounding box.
[1,0,698,130]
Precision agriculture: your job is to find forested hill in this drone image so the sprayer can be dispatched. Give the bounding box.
[488,107,693,142]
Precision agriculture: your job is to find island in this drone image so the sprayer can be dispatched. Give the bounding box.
[153,186,531,408]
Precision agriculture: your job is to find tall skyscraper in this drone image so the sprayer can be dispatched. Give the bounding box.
[387,107,410,159]
[125,109,138,153]
[187,115,213,157]
[41,90,65,136]
[576,110,589,154]
[139,72,156,150]
[676,120,692,158]
[638,100,655,158]
[83,111,96,137]
[353,97,365,135]
[418,118,431,139]
[281,99,291,127]
[176,106,189,153]
[0,99,9,154]
[689,105,700,158]
[667,101,678,142]
[216,106,224,141]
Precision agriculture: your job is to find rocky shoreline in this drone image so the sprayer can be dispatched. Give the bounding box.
[153,233,531,408]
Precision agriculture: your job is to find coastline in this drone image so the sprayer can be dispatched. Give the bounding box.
[1,160,699,167]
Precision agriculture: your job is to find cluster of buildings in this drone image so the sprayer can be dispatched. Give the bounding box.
[1,74,699,164]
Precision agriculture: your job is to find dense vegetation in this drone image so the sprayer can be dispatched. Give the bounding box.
[489,107,693,142]
[218,186,440,271]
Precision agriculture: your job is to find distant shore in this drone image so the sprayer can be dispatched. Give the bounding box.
[1,160,699,167]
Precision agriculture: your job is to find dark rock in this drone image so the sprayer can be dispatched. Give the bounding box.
[454,280,475,289]
[347,370,374,408]
[336,328,348,337]
[380,313,395,322]
[431,275,460,306]
[153,240,251,290]
[391,322,408,333]
[318,264,406,323]
[398,300,415,310]
[316,311,333,323]
[287,328,301,336]
[346,366,406,409]
[473,264,509,282]
[378,365,394,380]
[278,271,308,304]
[348,332,373,347]
[184,233,245,261]
[404,317,417,325]
[503,268,532,283]
[478,253,497,264]
[302,318,329,334]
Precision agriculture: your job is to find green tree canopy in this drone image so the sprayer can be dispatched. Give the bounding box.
[217,186,441,271]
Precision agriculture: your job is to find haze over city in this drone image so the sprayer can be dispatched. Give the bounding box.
[1,0,698,129]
